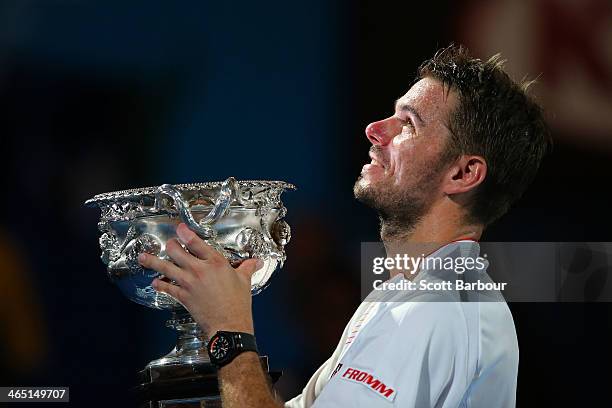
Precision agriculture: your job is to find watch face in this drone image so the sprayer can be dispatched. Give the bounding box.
[209,334,231,361]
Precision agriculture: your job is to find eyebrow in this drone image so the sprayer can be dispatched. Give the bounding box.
[394,100,425,126]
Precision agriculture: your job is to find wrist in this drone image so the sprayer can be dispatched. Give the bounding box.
[207,331,259,368]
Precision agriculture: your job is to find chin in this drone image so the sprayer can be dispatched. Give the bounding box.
[354,174,373,193]
[354,175,382,203]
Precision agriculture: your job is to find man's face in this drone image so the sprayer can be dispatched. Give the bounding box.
[354,77,458,230]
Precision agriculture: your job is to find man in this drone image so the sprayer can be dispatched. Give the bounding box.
[138,45,551,407]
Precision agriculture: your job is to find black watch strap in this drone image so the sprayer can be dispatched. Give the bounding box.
[207,331,258,368]
[232,331,258,352]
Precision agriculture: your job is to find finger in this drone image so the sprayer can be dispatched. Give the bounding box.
[165,238,198,269]
[152,278,188,303]
[236,258,264,280]
[176,223,220,260]
[138,252,189,286]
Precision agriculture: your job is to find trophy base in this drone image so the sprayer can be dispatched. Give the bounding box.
[134,356,281,408]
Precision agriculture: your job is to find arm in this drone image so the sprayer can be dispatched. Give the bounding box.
[218,352,283,408]
[138,223,284,408]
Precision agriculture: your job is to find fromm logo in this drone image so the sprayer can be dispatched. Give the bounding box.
[340,367,396,401]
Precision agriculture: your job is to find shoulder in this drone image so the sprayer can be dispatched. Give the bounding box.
[353,299,472,370]
[387,296,471,339]
[391,299,472,368]
[478,301,519,363]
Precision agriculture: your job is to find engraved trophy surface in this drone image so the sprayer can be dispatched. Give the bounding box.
[86,177,294,406]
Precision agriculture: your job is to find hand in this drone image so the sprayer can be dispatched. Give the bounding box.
[137,223,262,337]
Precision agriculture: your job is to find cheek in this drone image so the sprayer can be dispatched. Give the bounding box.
[390,139,436,184]
[389,146,414,184]
[392,130,418,146]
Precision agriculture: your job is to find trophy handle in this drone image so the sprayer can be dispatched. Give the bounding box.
[154,177,240,239]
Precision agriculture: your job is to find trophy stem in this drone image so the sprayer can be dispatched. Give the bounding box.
[146,310,210,368]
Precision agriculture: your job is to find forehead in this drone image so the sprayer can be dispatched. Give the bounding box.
[396,77,457,126]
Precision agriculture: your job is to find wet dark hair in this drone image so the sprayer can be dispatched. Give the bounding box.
[418,44,552,226]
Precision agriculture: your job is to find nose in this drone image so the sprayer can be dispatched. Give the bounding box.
[365,117,395,146]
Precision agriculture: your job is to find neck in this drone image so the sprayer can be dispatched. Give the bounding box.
[381,204,483,279]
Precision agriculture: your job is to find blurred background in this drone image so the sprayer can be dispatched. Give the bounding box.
[1,0,611,406]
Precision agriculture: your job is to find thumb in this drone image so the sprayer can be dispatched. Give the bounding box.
[236,258,264,278]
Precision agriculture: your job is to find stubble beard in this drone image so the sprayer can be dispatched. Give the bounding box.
[353,165,444,242]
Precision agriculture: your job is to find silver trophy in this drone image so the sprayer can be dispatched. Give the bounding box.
[86,178,293,404]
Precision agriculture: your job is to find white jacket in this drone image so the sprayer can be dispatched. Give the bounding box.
[285,241,518,408]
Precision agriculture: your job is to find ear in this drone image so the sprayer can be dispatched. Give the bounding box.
[442,155,487,195]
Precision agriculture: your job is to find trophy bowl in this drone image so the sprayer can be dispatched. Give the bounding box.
[86,177,295,367]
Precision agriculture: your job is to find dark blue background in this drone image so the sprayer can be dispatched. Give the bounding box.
[1,1,611,407]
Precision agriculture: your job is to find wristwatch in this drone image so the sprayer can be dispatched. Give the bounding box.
[207,331,259,367]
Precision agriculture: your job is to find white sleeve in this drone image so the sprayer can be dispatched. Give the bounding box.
[310,301,473,407]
